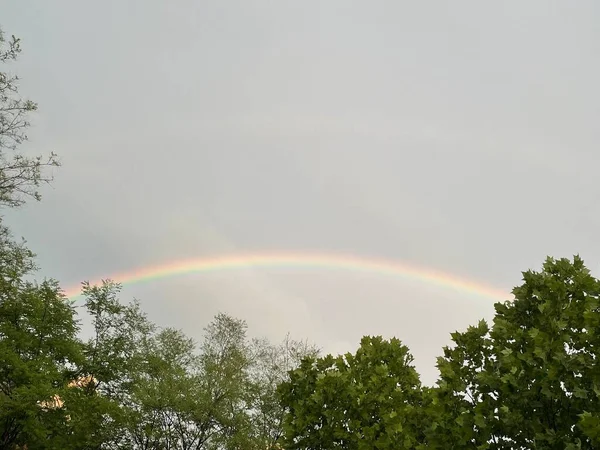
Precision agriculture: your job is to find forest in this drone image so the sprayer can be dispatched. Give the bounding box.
[1,25,600,450]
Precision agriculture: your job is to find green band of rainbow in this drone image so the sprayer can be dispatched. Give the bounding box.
[63,251,508,301]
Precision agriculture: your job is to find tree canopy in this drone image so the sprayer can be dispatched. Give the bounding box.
[425,256,600,448]
[278,336,426,449]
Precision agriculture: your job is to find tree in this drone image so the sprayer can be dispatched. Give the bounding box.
[80,281,154,396]
[120,312,257,450]
[125,327,202,449]
[0,27,59,208]
[0,222,82,449]
[78,280,156,449]
[245,334,319,449]
[426,256,600,449]
[278,336,426,450]
[195,313,254,449]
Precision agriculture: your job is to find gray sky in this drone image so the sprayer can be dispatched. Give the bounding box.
[2,1,599,385]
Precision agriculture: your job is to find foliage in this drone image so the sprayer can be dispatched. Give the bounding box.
[426,256,600,449]
[0,221,80,449]
[0,230,316,450]
[279,336,426,449]
[78,281,155,448]
[246,334,319,449]
[122,313,254,450]
[0,27,59,208]
[124,327,202,449]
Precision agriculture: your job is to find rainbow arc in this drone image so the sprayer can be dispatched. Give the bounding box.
[63,251,508,302]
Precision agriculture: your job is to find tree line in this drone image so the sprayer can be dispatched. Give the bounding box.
[1,26,600,449]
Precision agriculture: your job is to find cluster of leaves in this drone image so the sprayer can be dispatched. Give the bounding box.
[279,336,426,449]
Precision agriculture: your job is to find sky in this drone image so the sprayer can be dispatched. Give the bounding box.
[1,1,599,385]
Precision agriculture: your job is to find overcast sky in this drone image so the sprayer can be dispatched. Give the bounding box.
[2,1,599,384]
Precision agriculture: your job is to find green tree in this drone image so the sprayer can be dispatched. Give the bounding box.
[196,313,254,449]
[80,281,154,395]
[427,256,600,449]
[121,312,256,450]
[246,334,319,449]
[78,281,156,449]
[125,327,201,449]
[0,223,81,450]
[278,336,426,450]
[0,28,59,208]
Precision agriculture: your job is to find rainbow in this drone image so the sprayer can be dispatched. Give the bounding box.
[63,251,508,301]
